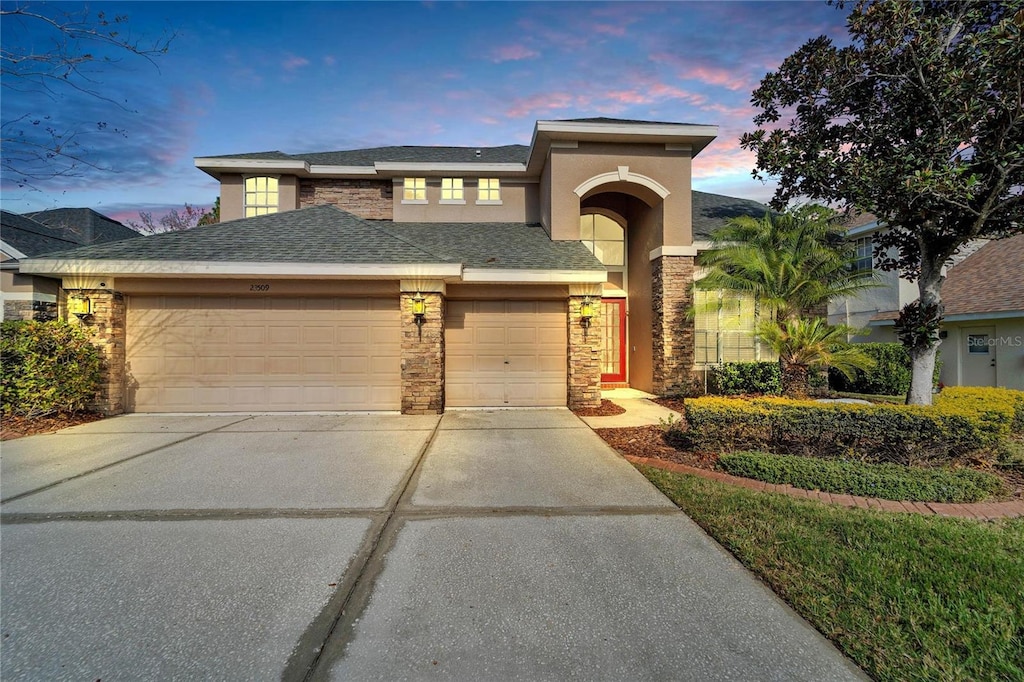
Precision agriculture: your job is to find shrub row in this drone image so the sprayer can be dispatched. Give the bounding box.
[673,389,1024,465]
[936,386,1024,435]
[717,451,1005,503]
[828,343,942,395]
[1,320,103,417]
[708,362,781,395]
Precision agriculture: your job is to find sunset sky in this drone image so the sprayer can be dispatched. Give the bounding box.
[0,1,851,223]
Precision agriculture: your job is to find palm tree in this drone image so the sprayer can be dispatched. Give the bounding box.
[695,206,878,397]
[696,206,876,323]
[756,318,874,398]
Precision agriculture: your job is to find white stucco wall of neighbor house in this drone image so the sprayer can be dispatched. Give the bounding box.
[939,318,1024,390]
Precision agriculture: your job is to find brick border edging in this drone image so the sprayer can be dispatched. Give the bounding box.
[626,455,1024,521]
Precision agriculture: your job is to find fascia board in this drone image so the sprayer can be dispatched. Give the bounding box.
[944,311,1024,322]
[307,165,378,175]
[461,268,607,284]
[1,240,28,260]
[373,162,527,174]
[19,259,463,279]
[194,158,309,172]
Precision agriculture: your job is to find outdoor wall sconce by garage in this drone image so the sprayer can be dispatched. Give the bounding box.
[411,292,426,338]
[579,295,595,339]
[68,294,92,320]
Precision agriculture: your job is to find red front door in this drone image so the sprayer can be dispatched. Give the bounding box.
[601,299,626,382]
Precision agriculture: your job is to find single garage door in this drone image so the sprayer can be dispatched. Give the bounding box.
[445,300,566,407]
[126,296,400,412]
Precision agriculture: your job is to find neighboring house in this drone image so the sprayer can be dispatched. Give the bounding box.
[1,209,139,321]
[829,218,1023,390]
[20,117,769,415]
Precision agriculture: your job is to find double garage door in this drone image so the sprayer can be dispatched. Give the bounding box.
[126,296,566,412]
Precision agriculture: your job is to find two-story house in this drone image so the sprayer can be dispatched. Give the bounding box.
[20,117,768,414]
[829,215,1024,390]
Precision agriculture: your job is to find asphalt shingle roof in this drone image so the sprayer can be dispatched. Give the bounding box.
[384,222,604,270]
[1,210,92,257]
[25,208,139,246]
[40,205,444,264]
[206,146,530,165]
[691,191,770,240]
[942,233,1024,316]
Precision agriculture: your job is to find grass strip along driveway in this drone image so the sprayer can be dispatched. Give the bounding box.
[640,466,1024,682]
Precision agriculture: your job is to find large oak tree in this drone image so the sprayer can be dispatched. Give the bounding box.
[741,0,1024,404]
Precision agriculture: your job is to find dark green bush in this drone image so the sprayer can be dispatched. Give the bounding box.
[708,362,781,395]
[676,395,1018,466]
[829,343,941,395]
[1,320,103,417]
[718,451,1005,503]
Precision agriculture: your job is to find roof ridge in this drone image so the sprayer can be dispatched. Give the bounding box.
[2,212,83,246]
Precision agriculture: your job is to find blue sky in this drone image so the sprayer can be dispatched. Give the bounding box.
[0,1,850,223]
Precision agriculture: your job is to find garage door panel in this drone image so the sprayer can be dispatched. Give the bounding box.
[445,300,566,407]
[127,296,400,412]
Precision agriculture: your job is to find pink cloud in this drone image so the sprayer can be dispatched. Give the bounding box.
[490,44,540,63]
[506,91,577,118]
[650,52,751,91]
[592,23,627,36]
[282,54,310,71]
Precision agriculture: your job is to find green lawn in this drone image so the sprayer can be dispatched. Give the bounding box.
[640,466,1024,682]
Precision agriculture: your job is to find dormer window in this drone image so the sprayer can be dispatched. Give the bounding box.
[441,178,464,203]
[403,177,426,203]
[476,178,501,204]
[244,176,278,217]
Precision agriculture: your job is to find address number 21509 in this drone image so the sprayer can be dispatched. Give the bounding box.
[249,284,270,292]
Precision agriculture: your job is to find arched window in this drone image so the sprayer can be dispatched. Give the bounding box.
[579,213,624,266]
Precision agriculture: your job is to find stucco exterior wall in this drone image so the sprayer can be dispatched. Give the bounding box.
[220,175,244,222]
[393,179,537,223]
[547,142,692,246]
[939,318,1024,390]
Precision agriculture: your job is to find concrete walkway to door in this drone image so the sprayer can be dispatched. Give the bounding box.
[0,409,865,681]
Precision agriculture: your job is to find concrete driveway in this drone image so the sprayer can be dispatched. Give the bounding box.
[1,410,865,681]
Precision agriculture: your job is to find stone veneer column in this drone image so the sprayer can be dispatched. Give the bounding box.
[651,255,696,395]
[400,290,444,414]
[567,295,602,410]
[67,289,126,415]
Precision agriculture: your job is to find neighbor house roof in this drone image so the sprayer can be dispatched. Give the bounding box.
[942,233,1024,318]
[691,191,770,240]
[1,210,87,258]
[25,208,139,246]
[21,205,604,279]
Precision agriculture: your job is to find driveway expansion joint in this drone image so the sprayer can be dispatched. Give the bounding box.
[0,415,256,505]
[394,505,682,518]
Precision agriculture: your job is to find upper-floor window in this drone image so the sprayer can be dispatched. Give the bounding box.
[579,213,624,266]
[403,177,426,202]
[244,176,278,217]
[853,236,873,274]
[441,178,464,202]
[477,178,501,203]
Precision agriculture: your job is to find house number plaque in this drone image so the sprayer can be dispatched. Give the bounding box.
[249,284,271,292]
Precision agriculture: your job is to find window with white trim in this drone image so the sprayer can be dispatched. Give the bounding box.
[853,236,873,275]
[403,177,426,202]
[693,290,775,364]
[244,176,278,217]
[441,178,464,202]
[477,178,501,202]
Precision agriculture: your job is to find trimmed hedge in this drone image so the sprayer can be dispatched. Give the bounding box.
[718,451,1005,503]
[1,320,103,417]
[708,362,781,395]
[936,386,1024,435]
[672,389,1024,465]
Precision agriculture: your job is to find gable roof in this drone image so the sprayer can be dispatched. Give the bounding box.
[21,205,604,278]
[25,208,139,245]
[942,233,1024,317]
[691,191,770,240]
[1,210,85,258]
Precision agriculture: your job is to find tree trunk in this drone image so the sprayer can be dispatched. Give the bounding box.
[906,249,945,406]
[781,362,810,399]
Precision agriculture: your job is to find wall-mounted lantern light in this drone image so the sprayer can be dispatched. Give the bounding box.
[68,294,92,319]
[411,292,426,338]
[579,295,596,339]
